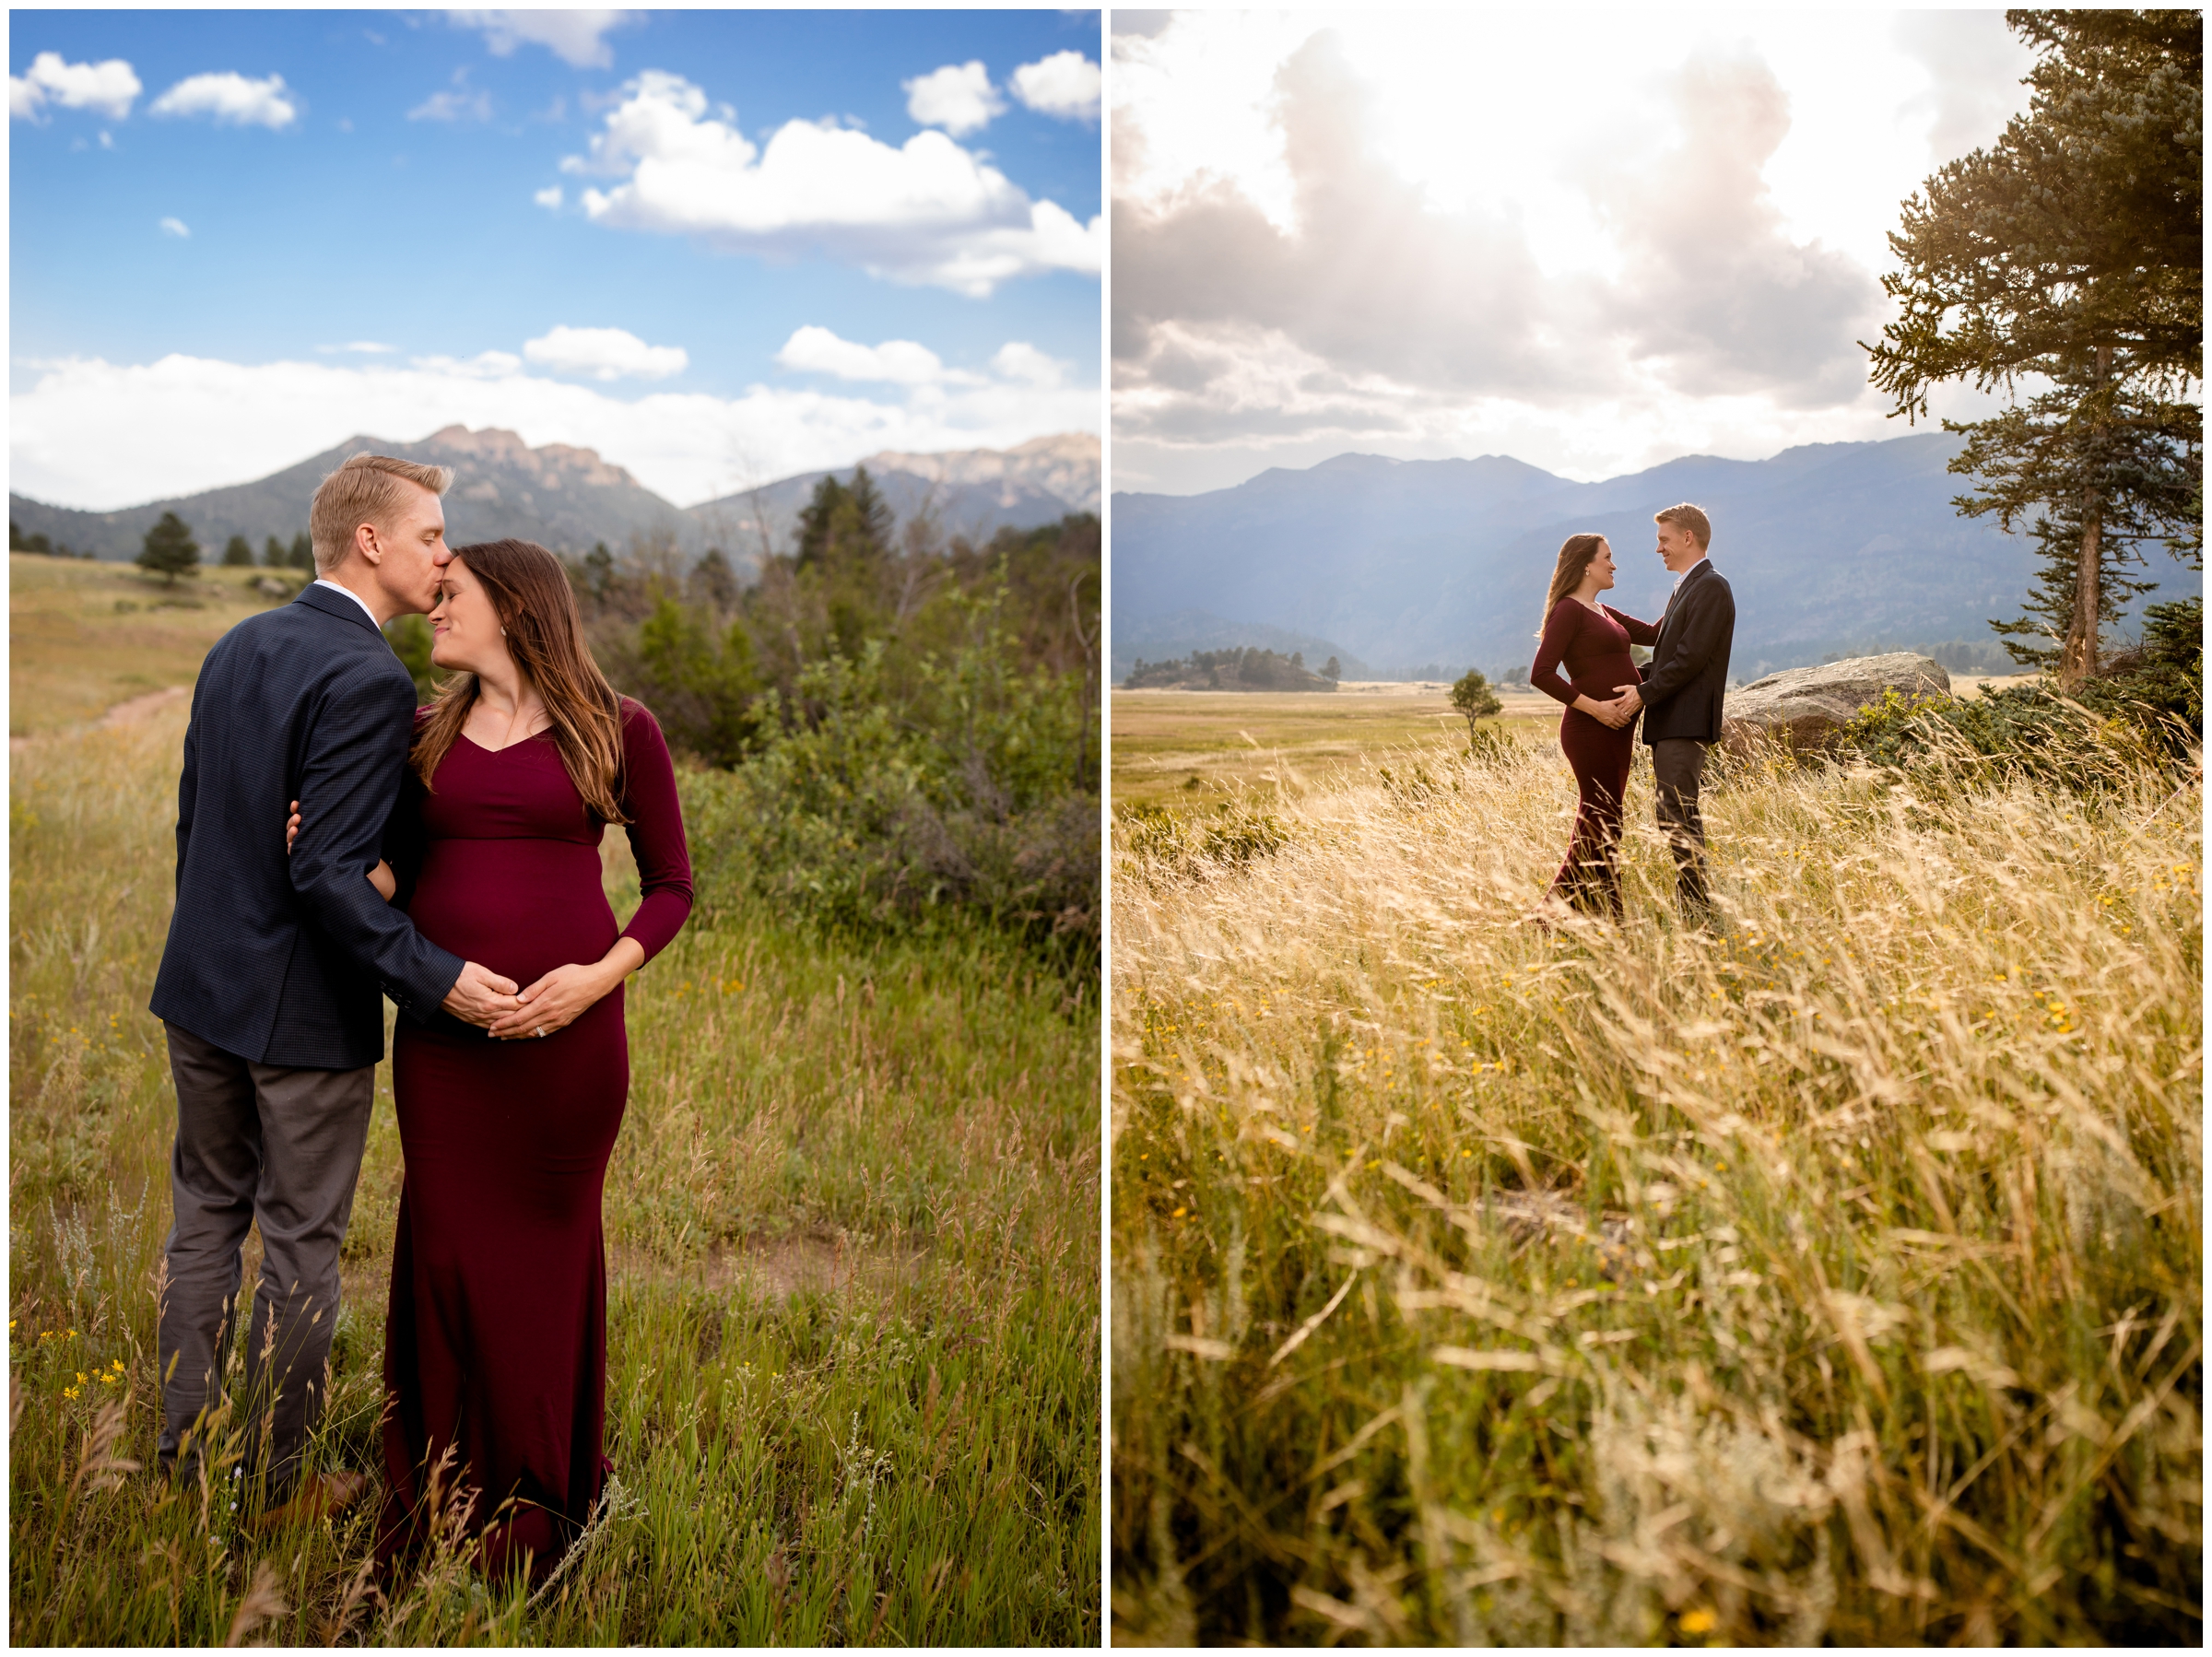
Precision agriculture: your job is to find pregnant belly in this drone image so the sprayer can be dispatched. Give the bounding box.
[404,838,619,987]
[1569,654,1641,702]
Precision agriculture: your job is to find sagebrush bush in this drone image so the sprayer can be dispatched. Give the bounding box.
[681,595,1099,981]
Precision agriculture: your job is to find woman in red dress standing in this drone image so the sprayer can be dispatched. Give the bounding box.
[305,537,693,1580]
[1530,534,1658,919]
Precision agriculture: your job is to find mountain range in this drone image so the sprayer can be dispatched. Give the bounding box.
[1110,433,2202,682]
[9,429,1100,572]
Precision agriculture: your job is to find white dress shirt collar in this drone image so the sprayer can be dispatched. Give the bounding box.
[312,577,383,629]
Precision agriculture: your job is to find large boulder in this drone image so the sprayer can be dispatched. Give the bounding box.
[1721,652,1950,753]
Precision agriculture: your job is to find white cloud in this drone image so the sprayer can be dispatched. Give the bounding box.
[990,342,1069,389]
[10,52,142,122]
[1010,52,1100,122]
[159,217,190,239]
[410,350,524,379]
[98,130,113,148]
[9,351,1101,511]
[534,184,563,209]
[560,70,1100,297]
[409,72,492,123]
[149,71,299,130]
[449,10,638,70]
[776,326,961,387]
[318,341,397,355]
[523,324,688,382]
[903,61,1003,136]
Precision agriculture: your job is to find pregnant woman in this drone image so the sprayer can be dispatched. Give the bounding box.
[298,537,690,1580]
[1530,533,1658,920]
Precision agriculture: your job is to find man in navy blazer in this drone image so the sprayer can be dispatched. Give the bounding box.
[1600,502,1735,916]
[148,452,520,1526]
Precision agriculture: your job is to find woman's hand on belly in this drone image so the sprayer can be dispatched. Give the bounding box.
[488,935,649,1040]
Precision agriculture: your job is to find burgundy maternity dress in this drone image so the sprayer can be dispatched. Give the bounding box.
[1531,598,1659,917]
[377,699,691,1579]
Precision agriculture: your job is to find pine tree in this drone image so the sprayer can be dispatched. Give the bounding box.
[222,534,253,567]
[1959,358,2200,666]
[263,535,288,569]
[583,542,616,602]
[1864,9,2201,686]
[1450,668,1501,739]
[288,533,314,572]
[691,546,739,611]
[137,512,200,585]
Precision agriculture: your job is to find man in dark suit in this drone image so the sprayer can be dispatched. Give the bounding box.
[1601,502,1734,916]
[148,452,521,1526]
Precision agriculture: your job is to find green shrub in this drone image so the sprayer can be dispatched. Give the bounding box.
[680,594,1098,982]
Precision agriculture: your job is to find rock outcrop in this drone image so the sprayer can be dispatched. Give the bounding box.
[1721,652,1950,753]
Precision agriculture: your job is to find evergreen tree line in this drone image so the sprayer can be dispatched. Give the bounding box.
[436,466,1105,983]
[8,521,97,559]
[11,513,316,580]
[1122,646,1338,690]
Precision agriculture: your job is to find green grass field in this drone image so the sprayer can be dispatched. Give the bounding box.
[1110,702,2200,1644]
[8,558,1100,1643]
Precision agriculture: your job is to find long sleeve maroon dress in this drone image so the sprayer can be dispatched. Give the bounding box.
[1531,598,1659,917]
[376,698,691,1580]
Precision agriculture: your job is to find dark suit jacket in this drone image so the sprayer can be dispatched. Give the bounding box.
[1638,558,1735,746]
[150,584,465,1068]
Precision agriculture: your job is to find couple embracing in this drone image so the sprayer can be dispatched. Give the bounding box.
[1530,502,1735,922]
[148,452,692,1581]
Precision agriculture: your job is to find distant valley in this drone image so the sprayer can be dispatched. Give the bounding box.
[1110,433,2202,682]
[9,429,1100,571]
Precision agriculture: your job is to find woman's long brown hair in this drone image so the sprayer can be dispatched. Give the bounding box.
[411,538,629,823]
[1537,533,1609,636]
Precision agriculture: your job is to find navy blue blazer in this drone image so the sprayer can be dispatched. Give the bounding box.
[1639,558,1735,746]
[150,584,465,1068]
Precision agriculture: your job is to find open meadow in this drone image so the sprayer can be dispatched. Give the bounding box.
[1110,699,2201,1643]
[9,554,1100,1644]
[1111,687,1554,813]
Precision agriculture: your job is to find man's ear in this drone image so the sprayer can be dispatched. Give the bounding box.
[354,522,382,567]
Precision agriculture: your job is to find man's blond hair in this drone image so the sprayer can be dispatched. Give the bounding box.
[310,452,453,573]
[1654,501,1712,551]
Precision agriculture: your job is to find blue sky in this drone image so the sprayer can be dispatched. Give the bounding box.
[11,9,1102,508]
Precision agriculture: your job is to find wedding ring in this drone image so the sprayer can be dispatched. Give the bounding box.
[536,1026,547,1038]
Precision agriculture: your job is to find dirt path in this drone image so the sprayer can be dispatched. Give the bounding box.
[10,684,190,753]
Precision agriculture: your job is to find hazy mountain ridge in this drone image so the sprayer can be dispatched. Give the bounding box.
[10,429,1100,570]
[1111,433,2202,680]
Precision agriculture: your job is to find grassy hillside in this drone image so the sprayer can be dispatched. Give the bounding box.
[8,559,1100,1643]
[8,554,304,736]
[1111,724,2199,1643]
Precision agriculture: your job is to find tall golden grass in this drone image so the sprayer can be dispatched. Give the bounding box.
[1111,725,2200,1643]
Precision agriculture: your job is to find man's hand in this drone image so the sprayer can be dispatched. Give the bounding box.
[1612,684,1643,715]
[442,961,521,1028]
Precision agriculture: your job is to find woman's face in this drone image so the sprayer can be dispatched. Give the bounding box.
[1588,541,1617,592]
[428,558,513,676]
